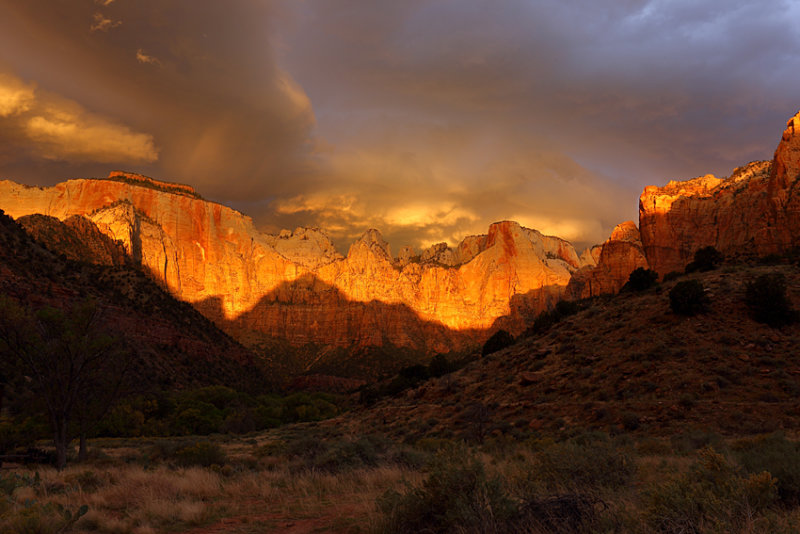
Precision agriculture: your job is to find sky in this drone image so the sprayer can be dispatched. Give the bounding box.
[1,0,799,253]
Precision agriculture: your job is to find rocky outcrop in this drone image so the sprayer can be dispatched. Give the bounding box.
[0,174,584,355]
[639,111,800,275]
[567,221,649,298]
[18,214,129,266]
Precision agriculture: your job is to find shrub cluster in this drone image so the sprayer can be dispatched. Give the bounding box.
[481,329,514,356]
[622,267,659,292]
[378,436,634,533]
[734,432,800,505]
[359,354,468,405]
[669,280,709,316]
[645,447,777,533]
[745,272,796,327]
[95,386,344,438]
[686,246,723,273]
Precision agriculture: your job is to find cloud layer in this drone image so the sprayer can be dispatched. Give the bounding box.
[1,0,799,252]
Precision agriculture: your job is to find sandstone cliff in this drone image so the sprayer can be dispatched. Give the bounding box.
[567,221,649,298]
[639,111,800,275]
[0,174,584,356]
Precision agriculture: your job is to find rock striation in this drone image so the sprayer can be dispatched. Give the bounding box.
[0,173,585,355]
[639,111,800,276]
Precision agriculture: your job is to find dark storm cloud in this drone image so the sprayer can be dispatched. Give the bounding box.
[1,0,798,252]
[0,0,313,199]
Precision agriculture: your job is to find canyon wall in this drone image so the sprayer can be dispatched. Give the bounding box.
[0,173,588,353]
[639,111,800,276]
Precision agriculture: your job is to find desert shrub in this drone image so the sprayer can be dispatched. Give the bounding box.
[148,439,226,467]
[670,431,724,455]
[528,309,561,335]
[532,436,634,491]
[645,447,777,533]
[734,432,800,505]
[686,246,723,273]
[669,280,709,316]
[399,364,430,381]
[624,267,659,292]
[482,329,514,356]
[378,448,515,533]
[555,300,580,317]
[621,412,641,431]
[310,436,383,472]
[0,502,88,534]
[428,354,453,377]
[745,273,796,327]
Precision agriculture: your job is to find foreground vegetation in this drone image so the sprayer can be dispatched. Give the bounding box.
[4,428,800,533]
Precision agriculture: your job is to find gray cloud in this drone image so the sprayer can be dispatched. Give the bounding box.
[0,0,798,253]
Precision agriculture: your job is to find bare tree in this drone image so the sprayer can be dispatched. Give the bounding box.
[0,296,129,469]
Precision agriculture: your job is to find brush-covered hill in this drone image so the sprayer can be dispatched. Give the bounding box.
[0,209,268,393]
[338,261,800,440]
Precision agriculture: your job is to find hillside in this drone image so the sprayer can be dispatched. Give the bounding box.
[0,209,268,392]
[338,261,800,439]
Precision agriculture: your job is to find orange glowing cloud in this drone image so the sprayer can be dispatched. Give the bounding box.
[0,72,158,163]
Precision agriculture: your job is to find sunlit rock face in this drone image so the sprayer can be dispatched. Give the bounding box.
[567,221,649,298]
[639,111,800,276]
[0,173,583,352]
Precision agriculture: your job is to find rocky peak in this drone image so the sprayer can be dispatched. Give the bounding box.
[420,242,457,266]
[348,228,391,260]
[395,245,416,266]
[771,110,800,185]
[609,220,641,242]
[270,227,343,269]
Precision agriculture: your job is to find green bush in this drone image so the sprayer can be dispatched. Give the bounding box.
[745,273,796,327]
[482,329,514,356]
[669,280,709,316]
[645,447,777,533]
[686,246,723,273]
[378,448,515,533]
[624,267,659,292]
[734,432,800,505]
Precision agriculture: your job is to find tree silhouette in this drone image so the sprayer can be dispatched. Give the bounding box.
[0,296,130,469]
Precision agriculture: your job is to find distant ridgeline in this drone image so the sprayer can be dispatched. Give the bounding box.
[0,110,798,378]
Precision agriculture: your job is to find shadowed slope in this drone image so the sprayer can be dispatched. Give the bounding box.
[0,210,267,392]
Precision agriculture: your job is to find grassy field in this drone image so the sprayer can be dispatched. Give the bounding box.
[4,425,800,533]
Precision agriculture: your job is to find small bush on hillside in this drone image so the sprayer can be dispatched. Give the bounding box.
[623,267,659,292]
[428,354,453,377]
[555,300,580,317]
[669,280,709,316]
[482,329,514,356]
[745,273,796,327]
[645,447,777,533]
[734,432,800,505]
[686,246,723,273]
[378,448,516,533]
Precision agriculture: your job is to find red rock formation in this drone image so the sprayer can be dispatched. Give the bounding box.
[567,221,649,298]
[0,174,584,353]
[639,111,800,276]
